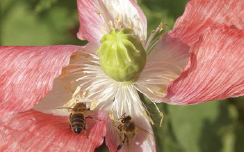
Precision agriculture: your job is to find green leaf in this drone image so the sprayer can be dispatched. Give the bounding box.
[35,0,58,13]
[168,101,237,152]
[1,0,85,46]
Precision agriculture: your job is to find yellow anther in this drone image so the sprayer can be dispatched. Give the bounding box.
[126,18,132,28]
[90,98,98,110]
[84,90,90,98]
[108,20,114,29]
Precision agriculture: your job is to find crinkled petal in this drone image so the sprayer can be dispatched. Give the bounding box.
[33,43,117,115]
[135,34,190,102]
[163,26,244,104]
[77,0,147,42]
[0,45,82,116]
[169,0,244,47]
[106,85,156,152]
[0,110,107,152]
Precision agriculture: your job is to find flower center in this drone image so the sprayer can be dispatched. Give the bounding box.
[97,28,146,83]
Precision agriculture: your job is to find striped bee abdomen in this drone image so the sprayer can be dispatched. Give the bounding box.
[70,113,86,135]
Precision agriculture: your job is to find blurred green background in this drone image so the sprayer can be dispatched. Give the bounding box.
[1,0,244,152]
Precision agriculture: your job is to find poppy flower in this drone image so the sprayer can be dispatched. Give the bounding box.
[0,0,244,152]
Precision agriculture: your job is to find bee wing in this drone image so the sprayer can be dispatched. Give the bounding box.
[129,125,154,151]
[82,109,93,116]
[56,107,73,110]
[135,125,153,135]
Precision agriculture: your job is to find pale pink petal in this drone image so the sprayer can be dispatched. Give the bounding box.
[0,110,107,151]
[135,34,190,102]
[105,117,156,152]
[169,0,244,47]
[105,85,156,152]
[77,0,147,42]
[163,26,244,104]
[0,45,82,116]
[77,0,104,42]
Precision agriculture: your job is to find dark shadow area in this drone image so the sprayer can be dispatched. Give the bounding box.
[94,138,109,152]
[2,0,87,46]
[139,93,184,152]
[155,104,184,152]
[198,101,234,152]
[140,0,189,20]
[228,97,244,152]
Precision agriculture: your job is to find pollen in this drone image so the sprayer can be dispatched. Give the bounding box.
[126,18,132,29]
[84,90,90,98]
[64,86,91,108]
[159,86,166,94]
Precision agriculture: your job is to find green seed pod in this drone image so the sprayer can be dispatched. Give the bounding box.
[97,28,146,82]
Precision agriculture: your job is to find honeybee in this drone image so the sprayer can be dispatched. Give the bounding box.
[61,102,99,137]
[114,113,137,151]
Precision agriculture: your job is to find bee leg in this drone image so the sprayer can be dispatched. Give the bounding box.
[117,134,127,151]
[84,130,88,139]
[84,124,88,139]
[68,114,72,122]
[85,116,102,121]
[121,113,126,118]
[117,124,123,131]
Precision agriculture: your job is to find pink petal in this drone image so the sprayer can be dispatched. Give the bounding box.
[148,34,190,74]
[77,0,104,42]
[169,0,244,47]
[0,45,82,116]
[77,0,147,42]
[0,110,107,151]
[163,26,244,104]
[135,33,190,102]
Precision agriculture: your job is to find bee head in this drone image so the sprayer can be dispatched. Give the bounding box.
[121,115,132,124]
[73,102,86,112]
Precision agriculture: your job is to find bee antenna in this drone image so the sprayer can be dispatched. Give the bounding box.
[121,113,126,117]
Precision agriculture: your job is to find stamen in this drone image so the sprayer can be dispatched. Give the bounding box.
[114,14,123,29]
[97,11,106,25]
[126,18,132,29]
[145,22,164,52]
[141,95,164,127]
[90,98,98,110]
[97,11,110,34]
[84,90,90,98]
[133,26,137,33]
[146,38,160,55]
[64,86,81,107]
[108,20,114,30]
[109,109,115,120]
[151,102,163,127]
[142,111,155,125]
